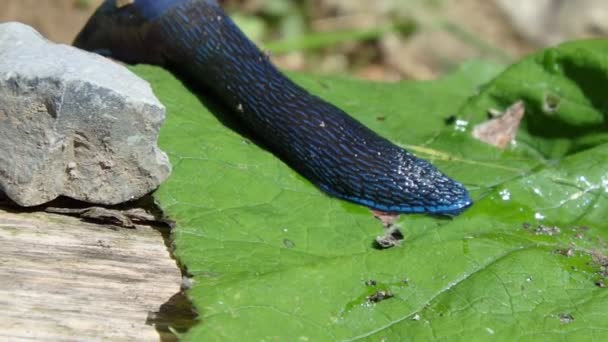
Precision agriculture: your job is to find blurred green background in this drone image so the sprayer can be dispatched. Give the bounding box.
[1,0,607,80]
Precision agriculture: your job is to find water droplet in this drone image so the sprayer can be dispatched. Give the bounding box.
[577,176,592,187]
[454,119,469,132]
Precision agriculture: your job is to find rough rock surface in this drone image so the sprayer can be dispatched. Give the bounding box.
[0,22,171,207]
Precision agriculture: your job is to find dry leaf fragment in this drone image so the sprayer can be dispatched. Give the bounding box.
[473,101,525,149]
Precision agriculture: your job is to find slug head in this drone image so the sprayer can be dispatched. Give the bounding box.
[73,0,210,64]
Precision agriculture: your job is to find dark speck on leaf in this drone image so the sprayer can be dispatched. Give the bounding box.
[366,290,394,304]
[282,238,295,249]
[444,115,457,125]
[571,226,589,239]
[543,92,561,114]
[591,250,608,277]
[376,116,386,121]
[374,229,404,249]
[555,248,574,257]
[365,280,377,286]
[533,225,561,236]
[558,313,574,324]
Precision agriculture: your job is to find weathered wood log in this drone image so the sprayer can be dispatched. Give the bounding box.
[0,207,185,341]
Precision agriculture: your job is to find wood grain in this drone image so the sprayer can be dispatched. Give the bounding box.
[0,208,183,341]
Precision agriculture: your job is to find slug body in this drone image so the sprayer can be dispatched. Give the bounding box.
[75,0,472,215]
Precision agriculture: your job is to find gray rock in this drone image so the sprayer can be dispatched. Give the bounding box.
[0,22,171,207]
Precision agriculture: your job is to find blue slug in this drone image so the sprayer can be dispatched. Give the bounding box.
[74,0,472,215]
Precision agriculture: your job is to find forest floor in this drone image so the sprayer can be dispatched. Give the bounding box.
[2,0,605,80]
[2,0,606,81]
[0,0,536,80]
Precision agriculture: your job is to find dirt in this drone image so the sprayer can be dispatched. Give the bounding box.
[1,0,604,81]
[366,290,394,304]
[0,0,102,44]
[0,0,525,80]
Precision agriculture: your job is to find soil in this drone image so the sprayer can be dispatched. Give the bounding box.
[0,0,103,44]
[0,0,526,80]
[0,1,603,80]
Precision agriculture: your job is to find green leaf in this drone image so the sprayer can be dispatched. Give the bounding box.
[135,40,608,341]
[458,40,608,159]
